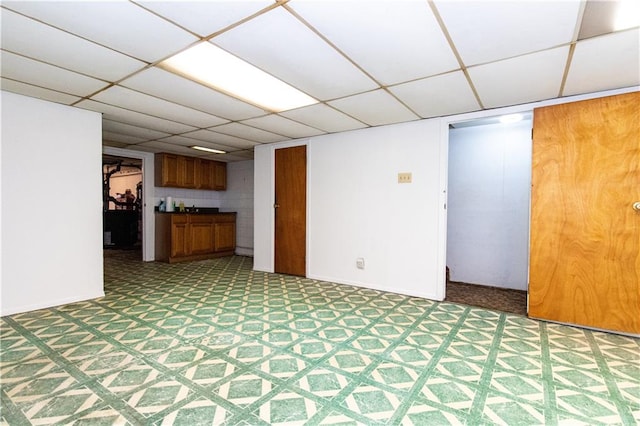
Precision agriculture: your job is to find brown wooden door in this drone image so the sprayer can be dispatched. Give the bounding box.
[275,146,307,276]
[529,92,640,334]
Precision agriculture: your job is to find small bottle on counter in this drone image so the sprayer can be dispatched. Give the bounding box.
[179,201,185,212]
[158,198,165,212]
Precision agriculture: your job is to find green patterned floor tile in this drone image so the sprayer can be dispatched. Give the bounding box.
[481,394,546,425]
[368,362,420,390]
[400,400,466,426]
[255,389,321,425]
[420,376,477,411]
[341,384,403,423]
[216,373,274,407]
[259,354,308,380]
[296,367,350,399]
[1,253,636,425]
[153,396,231,425]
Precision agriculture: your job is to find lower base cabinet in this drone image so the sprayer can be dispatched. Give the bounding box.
[156,213,236,263]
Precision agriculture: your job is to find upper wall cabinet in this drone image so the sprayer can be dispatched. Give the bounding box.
[155,153,226,190]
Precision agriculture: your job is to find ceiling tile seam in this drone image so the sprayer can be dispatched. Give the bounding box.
[81,99,205,133]
[90,84,232,124]
[427,0,484,110]
[201,1,285,41]
[0,5,151,65]
[0,77,80,104]
[129,0,207,40]
[557,0,587,98]
[151,136,248,153]
[171,130,263,150]
[208,120,293,142]
[0,47,118,87]
[282,3,381,88]
[557,43,577,98]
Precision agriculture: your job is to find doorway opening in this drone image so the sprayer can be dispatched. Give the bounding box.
[103,154,143,260]
[445,114,532,315]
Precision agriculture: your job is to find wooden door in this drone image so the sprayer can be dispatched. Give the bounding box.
[529,92,640,334]
[274,146,307,276]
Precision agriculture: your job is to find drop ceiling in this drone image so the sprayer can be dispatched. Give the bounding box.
[1,0,638,162]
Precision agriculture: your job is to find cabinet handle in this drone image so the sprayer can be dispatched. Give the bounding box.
[274,203,280,209]
[633,201,640,211]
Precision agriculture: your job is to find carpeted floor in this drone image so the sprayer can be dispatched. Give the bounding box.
[445,281,528,316]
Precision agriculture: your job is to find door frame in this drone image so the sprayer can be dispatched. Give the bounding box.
[103,147,155,261]
[437,86,638,302]
[253,140,309,274]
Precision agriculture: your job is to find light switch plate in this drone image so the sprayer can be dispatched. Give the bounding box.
[398,172,412,183]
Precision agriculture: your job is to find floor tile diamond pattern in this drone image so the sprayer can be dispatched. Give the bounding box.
[1,252,638,425]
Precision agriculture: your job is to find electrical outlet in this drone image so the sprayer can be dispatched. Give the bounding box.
[356,258,365,269]
[398,172,412,183]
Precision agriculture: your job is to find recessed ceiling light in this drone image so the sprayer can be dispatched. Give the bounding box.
[160,42,318,112]
[499,114,523,124]
[191,146,226,154]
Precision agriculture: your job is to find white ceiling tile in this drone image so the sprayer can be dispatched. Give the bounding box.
[389,71,481,118]
[435,0,581,66]
[1,9,145,81]
[0,51,108,96]
[209,122,289,143]
[120,67,266,121]
[0,78,81,105]
[76,100,197,134]
[468,47,570,109]
[92,86,229,128]
[240,115,326,139]
[103,140,130,149]
[213,7,377,100]
[102,120,170,140]
[328,90,419,126]
[288,1,458,85]
[158,135,225,149]
[181,130,260,150]
[212,151,254,162]
[281,103,367,133]
[103,131,147,145]
[133,141,200,156]
[137,1,273,37]
[564,29,640,96]
[2,1,197,62]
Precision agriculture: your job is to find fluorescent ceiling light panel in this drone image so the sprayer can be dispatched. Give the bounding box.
[191,146,226,154]
[614,0,640,31]
[160,42,318,112]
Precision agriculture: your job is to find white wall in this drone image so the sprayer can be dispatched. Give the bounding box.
[446,121,532,290]
[1,91,104,316]
[254,120,447,300]
[220,160,254,256]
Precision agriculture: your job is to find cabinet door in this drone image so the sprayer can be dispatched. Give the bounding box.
[180,156,197,188]
[197,159,216,189]
[214,222,235,252]
[155,153,180,187]
[189,215,215,254]
[171,216,190,257]
[213,161,226,190]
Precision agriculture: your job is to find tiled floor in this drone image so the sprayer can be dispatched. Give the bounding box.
[1,252,638,425]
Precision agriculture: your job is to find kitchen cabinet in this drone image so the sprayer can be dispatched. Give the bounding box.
[155,153,225,190]
[155,213,236,263]
[197,159,227,190]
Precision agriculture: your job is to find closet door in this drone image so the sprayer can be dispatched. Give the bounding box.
[529,92,639,334]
